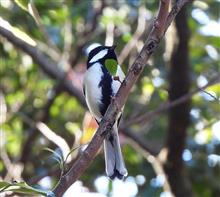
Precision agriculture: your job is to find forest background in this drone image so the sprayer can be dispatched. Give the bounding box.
[0,0,220,196]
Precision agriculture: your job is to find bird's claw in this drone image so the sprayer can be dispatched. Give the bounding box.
[113,76,122,83]
[110,95,116,101]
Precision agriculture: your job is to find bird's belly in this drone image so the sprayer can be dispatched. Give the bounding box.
[85,87,102,121]
[84,64,103,121]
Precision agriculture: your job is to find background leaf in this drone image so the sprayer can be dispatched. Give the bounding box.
[105,59,118,76]
[0,181,54,196]
[14,0,29,11]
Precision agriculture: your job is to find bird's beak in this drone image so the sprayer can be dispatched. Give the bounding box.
[110,45,117,50]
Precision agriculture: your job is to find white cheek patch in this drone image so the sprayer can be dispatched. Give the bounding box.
[86,43,101,55]
[89,49,108,63]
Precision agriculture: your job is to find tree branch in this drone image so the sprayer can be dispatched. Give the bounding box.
[28,0,61,55]
[122,128,160,156]
[125,132,173,196]
[69,0,106,67]
[53,0,189,196]
[20,85,62,164]
[18,112,71,162]
[118,6,147,64]
[0,25,86,107]
[123,75,220,127]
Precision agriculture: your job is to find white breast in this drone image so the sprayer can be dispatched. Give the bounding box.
[111,65,125,120]
[112,65,125,95]
[84,63,103,122]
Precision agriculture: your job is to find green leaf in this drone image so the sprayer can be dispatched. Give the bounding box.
[14,0,29,11]
[122,33,132,43]
[0,181,54,196]
[105,59,118,76]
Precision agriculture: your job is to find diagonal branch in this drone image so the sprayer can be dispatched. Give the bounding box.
[0,25,86,107]
[118,6,147,64]
[28,0,61,55]
[18,112,71,162]
[123,75,220,127]
[53,0,189,196]
[122,128,160,156]
[69,0,106,67]
[125,129,173,195]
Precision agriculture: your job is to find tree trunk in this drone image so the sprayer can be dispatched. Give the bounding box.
[163,4,192,197]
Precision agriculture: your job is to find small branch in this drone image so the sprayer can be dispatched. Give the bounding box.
[123,75,220,127]
[28,0,61,55]
[53,1,190,196]
[201,90,220,102]
[105,21,115,46]
[126,133,173,196]
[36,40,61,62]
[36,122,71,161]
[0,112,23,181]
[118,7,147,64]
[62,19,73,60]
[19,112,70,161]
[84,0,106,36]
[69,0,106,67]
[20,85,62,164]
[122,128,159,156]
[0,25,86,107]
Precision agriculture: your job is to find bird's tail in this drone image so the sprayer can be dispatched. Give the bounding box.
[104,124,127,179]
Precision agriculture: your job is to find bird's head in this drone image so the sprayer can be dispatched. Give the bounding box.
[87,44,117,65]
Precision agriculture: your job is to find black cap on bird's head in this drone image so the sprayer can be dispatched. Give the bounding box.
[87,44,117,65]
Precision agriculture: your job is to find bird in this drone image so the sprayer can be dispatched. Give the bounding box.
[83,43,128,179]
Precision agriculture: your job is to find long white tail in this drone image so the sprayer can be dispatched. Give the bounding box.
[104,124,127,179]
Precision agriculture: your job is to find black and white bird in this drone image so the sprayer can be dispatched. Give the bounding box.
[83,43,128,179]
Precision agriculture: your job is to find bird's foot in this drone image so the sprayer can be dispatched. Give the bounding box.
[113,76,122,83]
[110,95,116,101]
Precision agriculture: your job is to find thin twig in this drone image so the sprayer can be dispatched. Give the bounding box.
[69,0,106,67]
[28,0,61,55]
[126,133,173,196]
[201,90,220,102]
[18,112,71,161]
[122,128,160,156]
[20,85,62,163]
[118,7,148,64]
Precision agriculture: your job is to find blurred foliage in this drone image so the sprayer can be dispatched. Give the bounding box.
[0,180,54,196]
[0,0,220,196]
